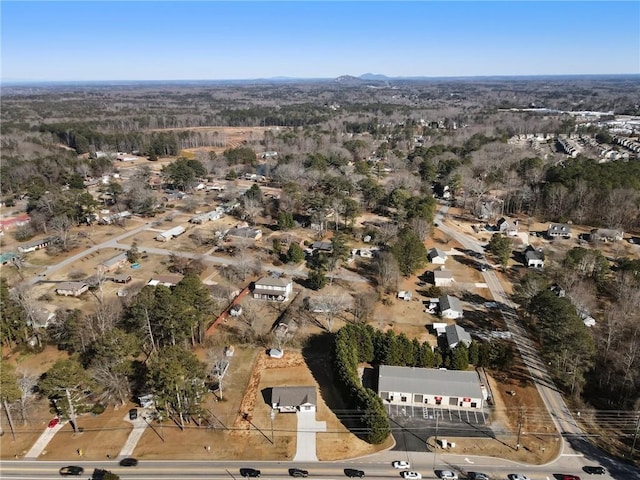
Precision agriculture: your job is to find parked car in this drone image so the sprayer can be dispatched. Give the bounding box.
[583,466,606,475]
[289,469,309,478]
[128,408,138,420]
[561,475,581,480]
[344,469,365,478]
[507,475,530,480]
[438,472,458,480]
[59,466,84,476]
[240,468,261,478]
[400,471,421,479]
[119,458,138,467]
[467,473,489,480]
[478,264,488,272]
[48,417,60,428]
[392,461,411,469]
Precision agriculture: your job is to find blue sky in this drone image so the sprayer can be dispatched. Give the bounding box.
[1,1,639,81]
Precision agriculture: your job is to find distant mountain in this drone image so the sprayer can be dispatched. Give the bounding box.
[359,73,390,81]
[334,75,366,84]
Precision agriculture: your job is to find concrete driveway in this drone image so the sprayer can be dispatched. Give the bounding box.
[293,410,326,462]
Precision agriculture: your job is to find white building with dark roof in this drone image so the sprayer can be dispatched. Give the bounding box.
[378,366,484,409]
[253,276,293,302]
[547,223,572,239]
[433,267,454,287]
[427,248,448,264]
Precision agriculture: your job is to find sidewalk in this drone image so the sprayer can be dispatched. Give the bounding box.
[24,422,64,458]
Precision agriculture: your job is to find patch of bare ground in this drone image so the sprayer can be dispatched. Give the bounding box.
[0,396,55,459]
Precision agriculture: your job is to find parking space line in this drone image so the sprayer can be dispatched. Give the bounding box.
[448,409,452,421]
[466,410,470,423]
[473,411,478,423]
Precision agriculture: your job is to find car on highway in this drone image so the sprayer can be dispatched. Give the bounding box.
[59,466,84,476]
[289,468,309,478]
[507,475,530,480]
[583,466,606,475]
[240,468,261,478]
[400,471,421,479]
[467,473,489,480]
[438,471,458,480]
[392,461,411,469]
[560,475,581,480]
[344,469,365,478]
[119,457,138,467]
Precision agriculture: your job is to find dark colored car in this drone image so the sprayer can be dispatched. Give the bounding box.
[467,473,489,480]
[119,457,138,467]
[128,408,138,420]
[560,475,580,480]
[59,466,84,476]
[345,469,365,478]
[583,466,605,475]
[290,468,309,478]
[240,468,261,478]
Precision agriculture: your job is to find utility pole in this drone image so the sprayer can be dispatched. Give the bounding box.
[516,408,524,451]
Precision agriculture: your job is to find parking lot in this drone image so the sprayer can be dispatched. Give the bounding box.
[386,404,495,452]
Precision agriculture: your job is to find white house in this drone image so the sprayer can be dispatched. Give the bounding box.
[590,228,624,242]
[547,223,572,239]
[524,246,545,268]
[253,276,293,302]
[189,208,224,224]
[496,217,519,236]
[271,386,316,413]
[56,282,89,297]
[18,236,56,254]
[439,295,463,319]
[156,225,186,242]
[428,248,448,264]
[378,366,484,409]
[433,267,454,287]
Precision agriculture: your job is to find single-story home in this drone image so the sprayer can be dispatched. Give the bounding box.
[18,236,56,254]
[147,274,184,287]
[189,208,224,224]
[524,246,545,268]
[98,252,128,272]
[271,386,317,413]
[56,281,89,297]
[227,227,262,241]
[156,226,186,242]
[112,274,132,284]
[547,223,572,239]
[253,276,293,302]
[440,295,463,319]
[0,252,18,265]
[311,241,333,253]
[590,228,624,242]
[433,267,454,287]
[0,213,31,233]
[378,365,484,409]
[445,324,472,349]
[428,248,448,264]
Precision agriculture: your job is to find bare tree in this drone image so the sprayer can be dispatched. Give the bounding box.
[410,217,431,242]
[50,215,74,251]
[352,291,378,323]
[319,293,352,332]
[375,251,400,291]
[16,370,38,426]
[91,363,131,407]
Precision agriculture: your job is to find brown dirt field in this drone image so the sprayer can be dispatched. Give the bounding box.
[0,397,57,459]
[39,406,133,460]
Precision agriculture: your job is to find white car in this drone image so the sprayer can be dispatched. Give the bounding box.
[507,475,530,480]
[392,461,411,469]
[438,472,458,480]
[400,472,421,479]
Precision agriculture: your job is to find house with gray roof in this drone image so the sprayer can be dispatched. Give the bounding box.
[270,386,316,412]
[98,252,128,272]
[428,248,448,264]
[496,217,519,236]
[253,276,293,302]
[524,246,545,268]
[445,324,472,349]
[18,236,57,254]
[439,295,463,319]
[547,223,572,239]
[590,228,624,242]
[56,281,89,297]
[378,365,484,409]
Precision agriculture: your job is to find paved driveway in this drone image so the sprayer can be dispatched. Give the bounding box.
[293,411,326,462]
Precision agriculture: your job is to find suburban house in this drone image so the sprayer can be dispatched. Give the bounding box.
[433,267,454,287]
[524,246,545,268]
[311,241,333,253]
[147,274,184,287]
[98,252,128,272]
[56,281,89,297]
[305,297,331,313]
[445,324,472,349]
[116,152,138,162]
[0,213,30,233]
[112,274,132,284]
[189,208,224,224]
[17,236,56,254]
[439,295,463,319]
[156,225,186,242]
[547,223,572,239]
[378,365,484,409]
[428,248,448,264]
[270,386,317,413]
[253,276,293,302]
[496,217,519,236]
[590,228,624,242]
[98,211,131,225]
[227,227,263,241]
